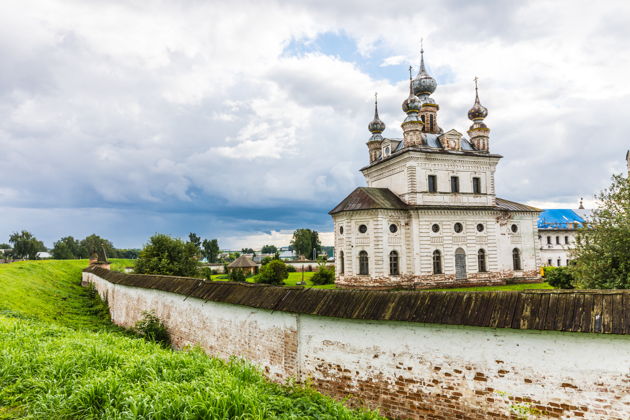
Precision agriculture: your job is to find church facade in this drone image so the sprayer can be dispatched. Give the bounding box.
[330,49,542,289]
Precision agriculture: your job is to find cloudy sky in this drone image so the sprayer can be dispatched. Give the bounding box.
[1,0,629,250]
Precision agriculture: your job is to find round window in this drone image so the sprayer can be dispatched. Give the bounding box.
[389,224,398,233]
[511,224,518,233]
[359,224,368,233]
[454,222,463,233]
[432,224,440,233]
[339,226,344,235]
[477,223,484,232]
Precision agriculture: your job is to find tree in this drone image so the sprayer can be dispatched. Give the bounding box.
[9,231,45,259]
[241,248,255,254]
[188,233,202,256]
[202,239,220,263]
[544,266,575,289]
[290,229,321,260]
[570,174,630,289]
[52,236,82,259]
[256,259,288,285]
[261,244,278,254]
[135,234,199,277]
[80,234,115,259]
[228,268,246,282]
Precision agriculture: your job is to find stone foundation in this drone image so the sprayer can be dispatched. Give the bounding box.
[337,270,540,289]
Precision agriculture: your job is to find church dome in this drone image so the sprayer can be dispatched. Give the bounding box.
[468,80,488,121]
[402,93,421,113]
[368,93,386,134]
[412,48,437,96]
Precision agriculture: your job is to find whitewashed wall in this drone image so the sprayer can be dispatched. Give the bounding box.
[84,271,630,419]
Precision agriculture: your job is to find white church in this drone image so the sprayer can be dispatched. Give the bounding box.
[330,49,542,289]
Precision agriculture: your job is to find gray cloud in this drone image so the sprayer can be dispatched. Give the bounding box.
[1,0,629,247]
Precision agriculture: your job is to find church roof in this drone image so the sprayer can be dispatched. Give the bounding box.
[228,255,258,268]
[538,209,589,230]
[329,188,540,214]
[329,187,408,214]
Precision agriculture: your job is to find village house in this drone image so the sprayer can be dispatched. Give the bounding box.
[330,48,542,289]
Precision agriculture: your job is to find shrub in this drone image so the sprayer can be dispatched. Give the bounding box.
[311,265,335,285]
[286,265,296,272]
[200,267,213,281]
[228,268,246,282]
[545,266,575,289]
[256,260,288,285]
[134,311,170,347]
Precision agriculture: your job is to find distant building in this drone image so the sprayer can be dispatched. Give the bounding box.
[537,204,591,267]
[330,48,541,289]
[36,252,52,259]
[227,255,258,275]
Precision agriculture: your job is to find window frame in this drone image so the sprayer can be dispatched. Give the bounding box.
[450,176,460,193]
[512,248,522,271]
[477,249,487,272]
[472,177,481,194]
[432,250,442,274]
[389,250,399,276]
[359,251,369,275]
[339,251,344,274]
[428,175,437,193]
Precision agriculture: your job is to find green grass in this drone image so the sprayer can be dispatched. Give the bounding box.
[0,260,382,419]
[0,259,114,330]
[211,271,337,289]
[423,282,553,292]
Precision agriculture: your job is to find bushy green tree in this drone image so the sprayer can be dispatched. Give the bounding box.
[261,244,278,254]
[241,248,255,254]
[545,266,574,289]
[228,268,246,282]
[9,231,45,259]
[290,229,321,260]
[202,238,220,263]
[80,234,115,259]
[256,259,288,285]
[188,233,202,256]
[135,234,199,277]
[311,261,335,285]
[51,236,82,259]
[570,174,630,289]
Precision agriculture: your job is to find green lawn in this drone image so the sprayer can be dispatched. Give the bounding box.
[0,260,382,419]
[423,282,553,292]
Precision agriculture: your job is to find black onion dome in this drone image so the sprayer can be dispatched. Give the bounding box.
[368,94,386,133]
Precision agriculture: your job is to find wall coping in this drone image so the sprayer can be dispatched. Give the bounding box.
[84,266,630,335]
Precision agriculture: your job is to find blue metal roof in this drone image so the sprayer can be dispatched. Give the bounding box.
[538,209,586,229]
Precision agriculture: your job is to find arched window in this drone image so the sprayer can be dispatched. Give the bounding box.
[359,251,369,275]
[389,251,399,276]
[429,114,435,132]
[339,251,344,274]
[432,250,442,274]
[512,248,522,271]
[478,249,487,273]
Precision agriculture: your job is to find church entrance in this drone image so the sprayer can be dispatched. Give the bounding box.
[455,248,467,280]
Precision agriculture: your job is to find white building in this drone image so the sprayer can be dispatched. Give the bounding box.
[330,50,541,289]
[538,204,591,268]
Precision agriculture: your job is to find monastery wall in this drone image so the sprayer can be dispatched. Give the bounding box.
[83,267,630,420]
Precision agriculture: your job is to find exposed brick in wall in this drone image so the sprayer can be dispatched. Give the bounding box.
[83,271,630,420]
[337,269,540,290]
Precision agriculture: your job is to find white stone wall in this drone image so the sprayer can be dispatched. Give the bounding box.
[84,270,630,419]
[362,151,500,207]
[334,208,540,281]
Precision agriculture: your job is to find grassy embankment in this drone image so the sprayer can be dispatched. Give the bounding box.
[0,260,382,419]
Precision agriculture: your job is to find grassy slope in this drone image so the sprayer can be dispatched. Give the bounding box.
[424,282,553,292]
[0,260,381,419]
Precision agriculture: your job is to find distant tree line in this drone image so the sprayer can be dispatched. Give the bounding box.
[0,231,141,260]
